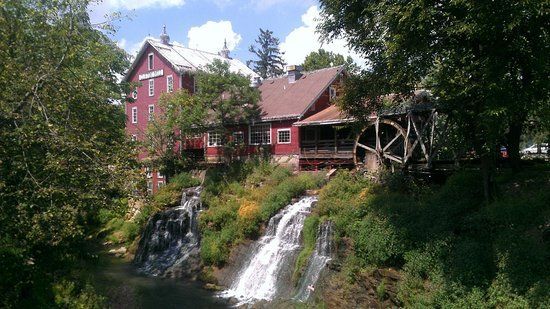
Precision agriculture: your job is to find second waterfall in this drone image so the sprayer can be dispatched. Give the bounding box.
[222,196,318,304]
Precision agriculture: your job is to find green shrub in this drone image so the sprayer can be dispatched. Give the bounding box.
[348,214,403,267]
[293,215,320,283]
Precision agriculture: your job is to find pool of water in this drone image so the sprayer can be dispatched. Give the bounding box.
[94,255,228,309]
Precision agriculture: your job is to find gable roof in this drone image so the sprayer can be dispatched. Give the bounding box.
[293,104,354,126]
[257,66,344,121]
[123,38,258,82]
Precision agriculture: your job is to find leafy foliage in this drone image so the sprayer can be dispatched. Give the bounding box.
[248,28,286,79]
[316,167,549,307]
[145,59,261,176]
[318,0,550,199]
[302,49,358,73]
[199,162,323,266]
[0,0,134,306]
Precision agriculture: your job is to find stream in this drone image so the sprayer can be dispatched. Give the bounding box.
[94,254,228,308]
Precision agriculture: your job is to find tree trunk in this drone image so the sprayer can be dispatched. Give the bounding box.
[480,153,495,203]
[507,122,523,171]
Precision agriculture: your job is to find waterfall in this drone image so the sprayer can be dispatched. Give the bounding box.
[134,186,202,277]
[294,220,333,302]
[221,196,318,304]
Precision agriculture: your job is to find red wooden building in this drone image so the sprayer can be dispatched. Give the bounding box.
[123,28,346,193]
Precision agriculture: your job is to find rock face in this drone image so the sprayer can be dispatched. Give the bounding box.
[294,220,334,302]
[318,267,402,308]
[133,187,202,278]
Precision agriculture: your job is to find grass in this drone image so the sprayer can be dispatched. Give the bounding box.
[199,160,324,266]
[292,214,320,284]
[314,165,550,307]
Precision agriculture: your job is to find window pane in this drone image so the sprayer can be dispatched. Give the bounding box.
[250,124,271,145]
[278,129,291,143]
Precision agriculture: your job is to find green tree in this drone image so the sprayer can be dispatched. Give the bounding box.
[248,28,286,79]
[146,59,261,174]
[318,0,549,200]
[302,48,358,73]
[0,0,133,306]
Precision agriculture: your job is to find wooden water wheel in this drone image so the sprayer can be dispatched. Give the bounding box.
[354,118,410,170]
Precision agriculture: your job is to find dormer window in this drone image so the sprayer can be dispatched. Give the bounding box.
[329,86,337,101]
[148,53,154,70]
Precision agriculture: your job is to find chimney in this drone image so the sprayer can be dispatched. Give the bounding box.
[287,65,302,83]
[160,25,170,45]
[251,76,262,88]
[219,39,230,59]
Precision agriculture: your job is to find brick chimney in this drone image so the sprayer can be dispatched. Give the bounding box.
[287,65,302,83]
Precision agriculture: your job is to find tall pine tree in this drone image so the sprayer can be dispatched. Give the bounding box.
[248,29,286,79]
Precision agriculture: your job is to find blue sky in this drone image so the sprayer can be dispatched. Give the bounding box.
[88,0,364,67]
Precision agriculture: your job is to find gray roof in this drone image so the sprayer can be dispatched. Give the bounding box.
[123,38,258,82]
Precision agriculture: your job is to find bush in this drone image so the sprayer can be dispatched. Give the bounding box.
[199,162,323,266]
[293,215,320,283]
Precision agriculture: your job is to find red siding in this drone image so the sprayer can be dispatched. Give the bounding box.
[125,44,188,193]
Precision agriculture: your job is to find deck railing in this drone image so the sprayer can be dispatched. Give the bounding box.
[300,139,355,158]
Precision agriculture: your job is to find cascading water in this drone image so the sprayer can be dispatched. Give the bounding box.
[134,186,202,277]
[294,220,333,302]
[222,196,318,304]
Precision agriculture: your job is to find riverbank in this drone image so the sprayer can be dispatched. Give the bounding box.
[92,251,228,308]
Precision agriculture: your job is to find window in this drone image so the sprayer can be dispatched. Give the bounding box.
[277,129,291,144]
[148,53,154,70]
[146,168,152,179]
[148,104,154,121]
[249,123,271,145]
[329,86,337,101]
[207,131,222,147]
[131,107,137,124]
[157,172,163,178]
[147,180,153,195]
[232,131,244,144]
[131,134,137,142]
[158,180,165,188]
[132,88,138,100]
[148,79,154,96]
[167,75,174,92]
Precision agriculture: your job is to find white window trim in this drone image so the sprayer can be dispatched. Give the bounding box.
[157,172,163,178]
[148,79,154,97]
[232,131,245,144]
[148,104,154,121]
[157,180,165,188]
[248,123,272,145]
[167,75,173,92]
[132,88,138,100]
[131,107,137,124]
[277,128,291,144]
[207,132,222,147]
[147,53,154,70]
[131,134,137,142]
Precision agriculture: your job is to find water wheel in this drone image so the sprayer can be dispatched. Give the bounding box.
[354,118,409,170]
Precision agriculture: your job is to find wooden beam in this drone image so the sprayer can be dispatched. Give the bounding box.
[383,132,402,152]
[383,152,403,164]
[357,142,376,153]
[375,117,381,152]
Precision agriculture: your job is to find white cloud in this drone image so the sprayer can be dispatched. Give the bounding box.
[280,6,365,68]
[104,0,185,10]
[187,20,242,54]
[117,38,127,49]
